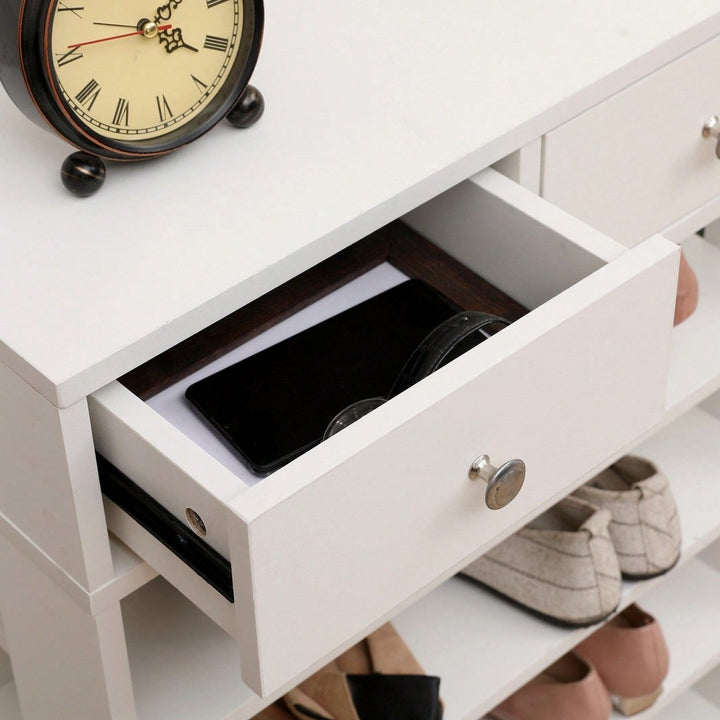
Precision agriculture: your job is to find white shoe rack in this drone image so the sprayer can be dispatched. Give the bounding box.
[1,233,720,719]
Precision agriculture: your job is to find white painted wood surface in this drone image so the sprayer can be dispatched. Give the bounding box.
[121,578,254,720]
[543,33,720,247]
[0,682,22,720]
[90,382,246,559]
[1,2,720,407]
[0,645,10,685]
[104,499,237,635]
[652,690,720,719]
[404,169,625,309]
[694,663,720,717]
[0,362,114,591]
[0,539,137,720]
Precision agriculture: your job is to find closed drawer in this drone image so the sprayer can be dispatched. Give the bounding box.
[88,169,678,697]
[542,34,720,247]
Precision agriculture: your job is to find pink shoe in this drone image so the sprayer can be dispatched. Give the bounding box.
[575,604,669,716]
[489,653,611,720]
[674,249,699,326]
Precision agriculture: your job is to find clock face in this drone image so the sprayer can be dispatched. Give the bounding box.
[48,0,243,142]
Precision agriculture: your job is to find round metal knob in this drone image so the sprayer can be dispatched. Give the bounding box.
[702,115,720,138]
[469,455,525,510]
[701,116,720,158]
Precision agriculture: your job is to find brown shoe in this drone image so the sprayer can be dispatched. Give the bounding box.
[489,652,611,720]
[575,604,669,716]
[254,623,442,720]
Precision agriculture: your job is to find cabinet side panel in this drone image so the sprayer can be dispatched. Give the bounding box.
[0,361,113,590]
[0,538,137,720]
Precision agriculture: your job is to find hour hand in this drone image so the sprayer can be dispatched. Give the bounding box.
[156,26,198,53]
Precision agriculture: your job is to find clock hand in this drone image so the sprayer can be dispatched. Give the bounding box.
[93,22,139,29]
[156,26,199,53]
[68,23,171,49]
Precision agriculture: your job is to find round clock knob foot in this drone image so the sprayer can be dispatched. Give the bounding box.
[61,152,106,197]
[226,85,265,128]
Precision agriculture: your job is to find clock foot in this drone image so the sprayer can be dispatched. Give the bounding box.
[226,85,264,128]
[61,152,106,197]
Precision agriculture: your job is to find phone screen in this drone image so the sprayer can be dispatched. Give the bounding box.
[185,280,458,475]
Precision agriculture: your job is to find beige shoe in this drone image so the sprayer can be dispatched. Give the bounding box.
[572,456,681,578]
[462,496,621,626]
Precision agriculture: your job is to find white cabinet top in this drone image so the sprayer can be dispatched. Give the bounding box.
[2,0,720,407]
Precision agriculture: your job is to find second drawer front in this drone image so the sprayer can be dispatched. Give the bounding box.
[542,34,720,247]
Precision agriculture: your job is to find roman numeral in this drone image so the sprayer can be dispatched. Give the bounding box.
[206,0,229,7]
[56,47,83,67]
[57,2,83,17]
[112,98,130,126]
[75,78,101,110]
[191,74,208,93]
[204,35,229,52]
[156,94,173,122]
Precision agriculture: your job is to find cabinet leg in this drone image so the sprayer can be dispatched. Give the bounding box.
[0,539,137,720]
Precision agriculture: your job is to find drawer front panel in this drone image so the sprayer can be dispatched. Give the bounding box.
[543,34,720,247]
[229,238,678,695]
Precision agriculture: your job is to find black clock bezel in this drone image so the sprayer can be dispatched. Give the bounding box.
[15,0,263,160]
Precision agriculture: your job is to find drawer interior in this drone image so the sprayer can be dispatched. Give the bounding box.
[112,169,624,490]
[119,221,529,487]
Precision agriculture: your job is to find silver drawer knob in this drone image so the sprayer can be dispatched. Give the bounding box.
[702,115,720,158]
[469,455,525,510]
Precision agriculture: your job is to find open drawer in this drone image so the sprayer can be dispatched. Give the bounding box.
[88,168,679,698]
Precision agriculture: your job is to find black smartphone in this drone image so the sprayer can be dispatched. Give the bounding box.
[185,279,459,475]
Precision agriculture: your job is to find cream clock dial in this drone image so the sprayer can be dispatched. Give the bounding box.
[51,2,242,140]
[0,0,262,194]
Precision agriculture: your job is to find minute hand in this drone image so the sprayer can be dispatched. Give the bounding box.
[68,24,172,49]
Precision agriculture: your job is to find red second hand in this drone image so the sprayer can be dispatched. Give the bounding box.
[68,24,172,49]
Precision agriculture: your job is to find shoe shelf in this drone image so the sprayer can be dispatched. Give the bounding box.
[101,534,158,609]
[653,690,720,720]
[393,404,720,720]
[119,577,259,720]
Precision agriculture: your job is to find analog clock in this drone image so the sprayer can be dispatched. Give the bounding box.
[0,0,263,194]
